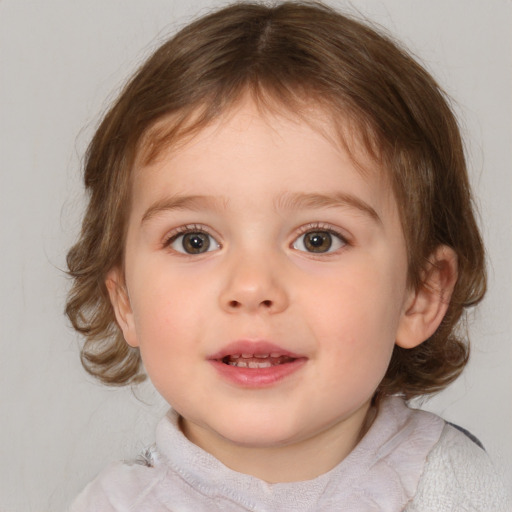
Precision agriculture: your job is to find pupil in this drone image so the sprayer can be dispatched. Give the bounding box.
[305,231,331,252]
[183,233,209,254]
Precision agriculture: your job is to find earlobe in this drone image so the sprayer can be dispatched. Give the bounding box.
[105,268,139,347]
[396,246,458,349]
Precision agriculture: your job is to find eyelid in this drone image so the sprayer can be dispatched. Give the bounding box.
[294,222,349,241]
[292,222,350,254]
[162,224,222,251]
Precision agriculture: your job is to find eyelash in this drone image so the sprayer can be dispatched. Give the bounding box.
[292,223,350,252]
[163,224,220,248]
[162,222,349,254]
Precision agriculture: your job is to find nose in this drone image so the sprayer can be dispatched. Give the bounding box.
[218,252,289,314]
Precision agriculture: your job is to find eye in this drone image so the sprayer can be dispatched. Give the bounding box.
[168,230,220,255]
[292,229,346,254]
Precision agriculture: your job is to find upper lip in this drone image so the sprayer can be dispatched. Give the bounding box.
[208,340,304,361]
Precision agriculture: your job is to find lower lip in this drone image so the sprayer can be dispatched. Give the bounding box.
[209,358,307,387]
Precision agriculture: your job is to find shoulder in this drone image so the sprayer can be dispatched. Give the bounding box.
[406,423,511,512]
[69,449,170,512]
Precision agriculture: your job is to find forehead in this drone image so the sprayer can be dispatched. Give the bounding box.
[127,99,401,240]
[134,97,390,192]
[138,88,385,162]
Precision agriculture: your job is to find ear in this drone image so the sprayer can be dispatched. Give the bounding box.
[396,245,458,349]
[105,268,139,347]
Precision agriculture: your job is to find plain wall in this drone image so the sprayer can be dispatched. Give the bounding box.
[1,1,510,510]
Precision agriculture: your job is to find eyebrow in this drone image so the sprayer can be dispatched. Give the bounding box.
[274,192,381,224]
[141,191,381,224]
[141,194,226,224]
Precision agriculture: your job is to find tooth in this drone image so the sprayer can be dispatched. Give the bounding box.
[237,360,248,368]
[241,354,252,358]
[254,354,270,358]
[248,361,272,368]
[270,353,281,358]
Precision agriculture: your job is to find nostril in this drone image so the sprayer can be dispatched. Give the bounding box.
[227,299,273,309]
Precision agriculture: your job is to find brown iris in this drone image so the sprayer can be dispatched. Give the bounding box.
[303,231,332,253]
[182,232,210,254]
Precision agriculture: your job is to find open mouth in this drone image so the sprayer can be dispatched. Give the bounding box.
[221,353,296,368]
[210,343,306,386]
[209,341,305,386]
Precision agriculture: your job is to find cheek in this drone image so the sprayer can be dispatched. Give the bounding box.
[126,273,192,366]
[306,258,406,358]
[131,283,199,402]
[320,265,403,321]
[130,258,206,324]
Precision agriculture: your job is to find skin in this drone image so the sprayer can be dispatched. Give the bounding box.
[107,99,457,482]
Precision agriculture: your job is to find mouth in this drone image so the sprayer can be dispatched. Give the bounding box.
[221,353,296,368]
[209,341,306,387]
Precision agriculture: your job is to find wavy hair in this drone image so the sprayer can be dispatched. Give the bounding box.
[66,1,486,398]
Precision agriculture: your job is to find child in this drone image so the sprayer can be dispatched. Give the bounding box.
[66,2,510,510]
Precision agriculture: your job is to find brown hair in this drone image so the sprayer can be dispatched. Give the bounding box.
[66,1,486,398]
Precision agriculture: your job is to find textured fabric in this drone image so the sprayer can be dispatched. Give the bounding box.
[404,423,511,512]
[70,397,510,511]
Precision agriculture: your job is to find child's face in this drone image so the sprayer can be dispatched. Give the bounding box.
[111,99,415,467]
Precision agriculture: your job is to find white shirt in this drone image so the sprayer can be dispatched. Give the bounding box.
[70,397,510,511]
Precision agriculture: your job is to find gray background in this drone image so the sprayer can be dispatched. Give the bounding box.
[1,1,510,510]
